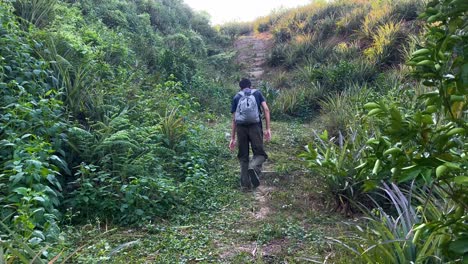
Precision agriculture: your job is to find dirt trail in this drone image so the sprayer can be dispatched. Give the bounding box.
[234,32,276,223]
[219,180,283,261]
[218,33,284,260]
[234,32,273,86]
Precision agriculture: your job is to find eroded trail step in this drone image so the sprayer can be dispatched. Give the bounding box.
[234,32,273,86]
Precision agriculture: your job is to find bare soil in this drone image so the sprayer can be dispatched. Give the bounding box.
[234,32,274,86]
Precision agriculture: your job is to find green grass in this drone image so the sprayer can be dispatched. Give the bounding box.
[59,119,352,263]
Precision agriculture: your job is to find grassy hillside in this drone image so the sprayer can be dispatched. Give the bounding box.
[223,0,467,263]
[231,0,425,121]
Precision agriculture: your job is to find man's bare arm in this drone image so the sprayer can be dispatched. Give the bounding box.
[229,113,236,151]
[261,101,271,141]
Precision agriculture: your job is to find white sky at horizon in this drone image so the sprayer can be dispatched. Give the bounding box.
[183,0,312,25]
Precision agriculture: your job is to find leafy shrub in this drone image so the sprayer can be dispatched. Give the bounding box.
[159,49,196,83]
[101,9,128,28]
[188,72,238,114]
[165,33,189,51]
[66,163,178,224]
[218,21,252,39]
[300,128,372,215]
[354,0,468,261]
[1,1,66,240]
[188,34,207,57]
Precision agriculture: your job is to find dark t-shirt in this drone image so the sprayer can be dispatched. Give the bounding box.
[231,88,265,124]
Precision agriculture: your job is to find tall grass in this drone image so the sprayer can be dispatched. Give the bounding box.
[303,41,333,64]
[245,0,420,119]
[336,5,369,35]
[390,0,424,21]
[13,0,57,28]
[359,3,392,40]
[319,84,373,136]
[271,84,324,117]
[364,21,405,66]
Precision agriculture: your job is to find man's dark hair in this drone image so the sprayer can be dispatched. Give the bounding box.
[239,78,251,89]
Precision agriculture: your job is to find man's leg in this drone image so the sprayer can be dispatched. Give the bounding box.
[237,125,251,189]
[248,124,268,187]
[240,161,250,189]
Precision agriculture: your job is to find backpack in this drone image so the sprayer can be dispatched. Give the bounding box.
[235,89,260,125]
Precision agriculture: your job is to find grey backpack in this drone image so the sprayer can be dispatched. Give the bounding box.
[235,89,260,125]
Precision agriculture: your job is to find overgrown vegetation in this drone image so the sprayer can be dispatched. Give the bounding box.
[300,0,467,262]
[244,0,425,118]
[1,0,466,262]
[1,0,238,261]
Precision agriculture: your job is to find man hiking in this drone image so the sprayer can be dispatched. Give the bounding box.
[229,78,271,190]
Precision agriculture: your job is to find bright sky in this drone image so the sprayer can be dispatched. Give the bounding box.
[184,0,312,25]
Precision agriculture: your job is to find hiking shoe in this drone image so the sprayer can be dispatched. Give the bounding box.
[240,186,253,193]
[248,168,260,188]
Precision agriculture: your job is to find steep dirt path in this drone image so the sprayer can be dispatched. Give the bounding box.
[234,32,276,223]
[215,33,345,262]
[217,32,284,260]
[234,32,273,86]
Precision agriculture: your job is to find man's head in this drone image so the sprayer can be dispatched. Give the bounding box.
[239,78,251,89]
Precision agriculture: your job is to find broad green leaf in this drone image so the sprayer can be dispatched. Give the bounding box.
[453,176,468,185]
[448,238,468,254]
[47,175,62,191]
[398,168,421,183]
[13,187,29,196]
[33,196,46,203]
[461,63,468,86]
[436,165,448,178]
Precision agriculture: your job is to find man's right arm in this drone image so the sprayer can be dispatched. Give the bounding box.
[229,113,236,151]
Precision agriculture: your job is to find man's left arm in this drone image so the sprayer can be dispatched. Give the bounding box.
[261,101,271,142]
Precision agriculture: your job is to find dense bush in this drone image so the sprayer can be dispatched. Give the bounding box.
[0,2,65,242]
[302,0,467,262]
[1,0,239,254]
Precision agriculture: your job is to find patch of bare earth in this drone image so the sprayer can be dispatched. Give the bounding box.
[218,168,282,261]
[252,185,274,219]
